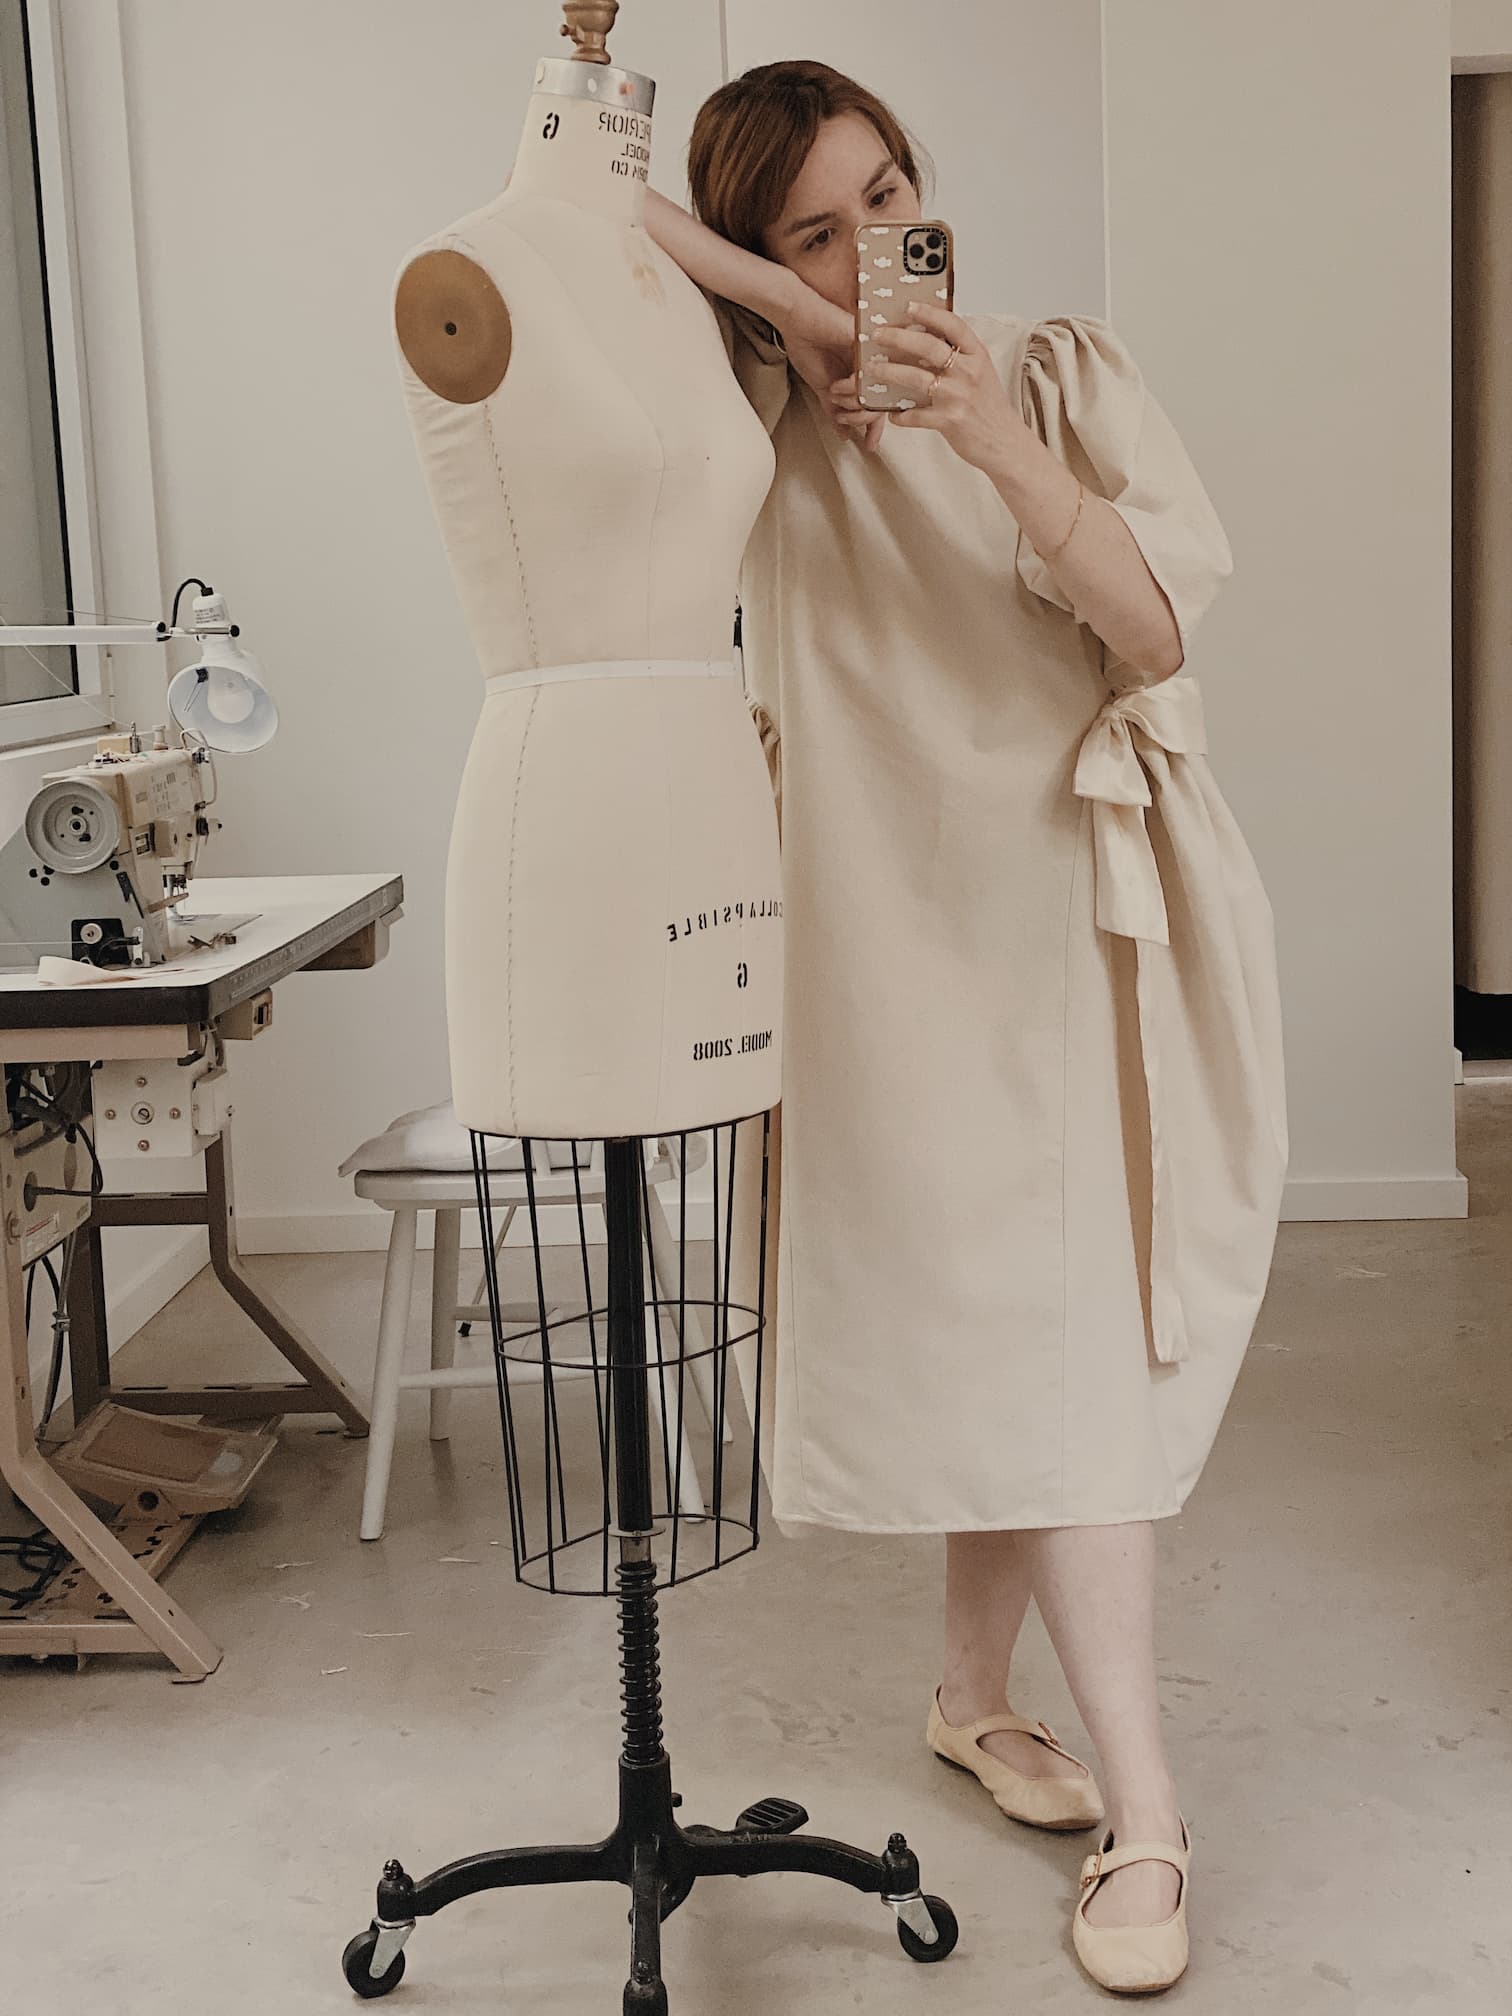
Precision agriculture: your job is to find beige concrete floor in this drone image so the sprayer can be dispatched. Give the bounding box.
[3,1086,1510,2014]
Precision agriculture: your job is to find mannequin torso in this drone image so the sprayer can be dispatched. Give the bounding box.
[396,60,783,1139]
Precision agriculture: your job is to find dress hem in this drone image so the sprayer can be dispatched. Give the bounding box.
[768,1497,1186,1538]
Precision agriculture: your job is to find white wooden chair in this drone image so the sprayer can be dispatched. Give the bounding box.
[351,1136,724,1541]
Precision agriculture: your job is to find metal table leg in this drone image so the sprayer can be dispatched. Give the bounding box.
[68,1126,369,1436]
[0,1177,221,1680]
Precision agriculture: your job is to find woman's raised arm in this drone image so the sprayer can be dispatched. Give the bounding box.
[645,188,803,329]
[645,189,879,444]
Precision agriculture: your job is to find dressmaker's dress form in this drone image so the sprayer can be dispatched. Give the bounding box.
[396,62,779,1140]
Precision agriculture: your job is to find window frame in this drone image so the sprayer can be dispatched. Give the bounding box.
[2,0,112,748]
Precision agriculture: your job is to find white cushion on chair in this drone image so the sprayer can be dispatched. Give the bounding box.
[338,1100,524,1180]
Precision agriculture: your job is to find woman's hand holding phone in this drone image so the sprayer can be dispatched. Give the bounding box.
[773,276,887,452]
[872,303,1035,479]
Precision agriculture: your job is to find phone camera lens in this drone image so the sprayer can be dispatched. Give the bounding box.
[926,232,944,249]
[927,253,944,271]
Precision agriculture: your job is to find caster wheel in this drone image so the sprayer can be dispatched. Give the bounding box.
[342,1928,407,1999]
[897,1896,959,1964]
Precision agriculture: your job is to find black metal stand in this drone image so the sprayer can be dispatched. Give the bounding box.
[342,1138,957,2006]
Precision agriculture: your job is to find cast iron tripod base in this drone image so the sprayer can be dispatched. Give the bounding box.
[343,1764,957,2009]
[343,1768,957,2010]
[341,1568,958,2009]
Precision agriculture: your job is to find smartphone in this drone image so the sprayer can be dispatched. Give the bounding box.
[855,220,956,412]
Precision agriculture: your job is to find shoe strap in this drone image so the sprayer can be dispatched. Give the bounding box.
[962,1710,1082,1767]
[1080,1820,1191,1890]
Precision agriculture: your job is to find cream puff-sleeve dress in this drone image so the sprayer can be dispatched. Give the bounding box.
[727,310,1288,1534]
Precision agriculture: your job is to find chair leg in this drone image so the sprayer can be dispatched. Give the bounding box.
[644,1179,730,1447]
[430,1207,461,1442]
[360,1207,418,1542]
[459,1202,516,1330]
[639,1209,707,1520]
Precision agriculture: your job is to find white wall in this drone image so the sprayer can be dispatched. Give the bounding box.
[1454,0,1512,67]
[1103,0,1463,1218]
[92,0,726,1252]
[62,0,1103,1254]
[53,1,1468,1240]
[724,0,1105,320]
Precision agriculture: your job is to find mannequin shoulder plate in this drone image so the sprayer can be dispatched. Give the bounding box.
[394,246,512,404]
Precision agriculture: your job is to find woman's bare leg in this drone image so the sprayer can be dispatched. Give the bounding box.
[938,1531,1087,1779]
[1019,1520,1185,1926]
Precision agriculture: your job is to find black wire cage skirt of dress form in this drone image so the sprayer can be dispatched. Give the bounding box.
[470,1119,769,1595]
[339,1115,962,2007]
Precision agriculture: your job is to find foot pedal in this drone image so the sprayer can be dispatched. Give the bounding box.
[735,1796,808,1836]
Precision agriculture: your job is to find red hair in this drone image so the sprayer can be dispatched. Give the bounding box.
[688,60,927,254]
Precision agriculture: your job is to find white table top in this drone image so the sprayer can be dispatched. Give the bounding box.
[0,872,403,1031]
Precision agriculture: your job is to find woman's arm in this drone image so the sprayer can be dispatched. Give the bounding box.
[645,189,801,330]
[645,190,882,446]
[871,304,1184,681]
[989,429,1184,683]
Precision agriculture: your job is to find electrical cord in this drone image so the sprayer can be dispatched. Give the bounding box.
[14,1072,105,1200]
[0,1071,91,1607]
[168,577,212,631]
[23,1249,64,1423]
[36,1245,68,1435]
[0,1529,68,1611]
[2,1240,72,1606]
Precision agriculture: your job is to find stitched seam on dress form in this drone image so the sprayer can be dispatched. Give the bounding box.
[504,686,544,1120]
[484,405,540,669]
[643,456,672,1122]
[651,681,675,1126]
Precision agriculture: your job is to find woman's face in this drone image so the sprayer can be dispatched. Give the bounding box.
[762,111,921,312]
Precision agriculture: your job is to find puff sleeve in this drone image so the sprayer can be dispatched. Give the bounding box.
[1015,316,1233,677]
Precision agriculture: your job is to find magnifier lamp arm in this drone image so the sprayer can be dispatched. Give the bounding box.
[0,623,172,648]
[0,623,226,648]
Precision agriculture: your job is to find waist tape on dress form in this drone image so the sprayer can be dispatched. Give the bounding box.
[485,660,736,696]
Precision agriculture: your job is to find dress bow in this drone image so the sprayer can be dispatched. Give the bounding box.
[1073,676,1208,946]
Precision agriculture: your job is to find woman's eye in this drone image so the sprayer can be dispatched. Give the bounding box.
[869,185,898,209]
[805,228,833,253]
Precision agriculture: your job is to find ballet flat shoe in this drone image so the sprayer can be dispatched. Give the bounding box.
[1072,1816,1192,1995]
[926,1687,1105,1831]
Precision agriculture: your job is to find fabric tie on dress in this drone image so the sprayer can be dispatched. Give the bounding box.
[1073,676,1208,945]
[1073,675,1208,1366]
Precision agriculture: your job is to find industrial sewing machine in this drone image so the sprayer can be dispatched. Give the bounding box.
[0,580,304,1674]
[0,584,278,973]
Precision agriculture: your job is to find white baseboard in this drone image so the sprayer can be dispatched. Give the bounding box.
[239,1201,718,1255]
[241,1173,1468,1255]
[1281,1173,1469,1221]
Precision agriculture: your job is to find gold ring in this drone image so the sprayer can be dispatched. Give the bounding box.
[939,342,960,376]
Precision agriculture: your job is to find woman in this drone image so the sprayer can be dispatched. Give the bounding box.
[646,61,1287,1995]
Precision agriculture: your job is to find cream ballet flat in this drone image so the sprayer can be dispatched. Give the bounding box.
[926,1688,1105,1831]
[1072,1816,1192,1995]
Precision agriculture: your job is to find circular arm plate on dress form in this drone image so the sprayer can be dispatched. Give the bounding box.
[395,249,512,405]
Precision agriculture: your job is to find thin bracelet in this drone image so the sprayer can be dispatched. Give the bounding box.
[1043,480,1085,563]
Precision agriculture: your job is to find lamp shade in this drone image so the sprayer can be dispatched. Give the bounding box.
[168,635,279,752]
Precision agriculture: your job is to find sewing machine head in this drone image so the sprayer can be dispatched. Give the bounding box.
[0,728,210,969]
[0,585,278,972]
